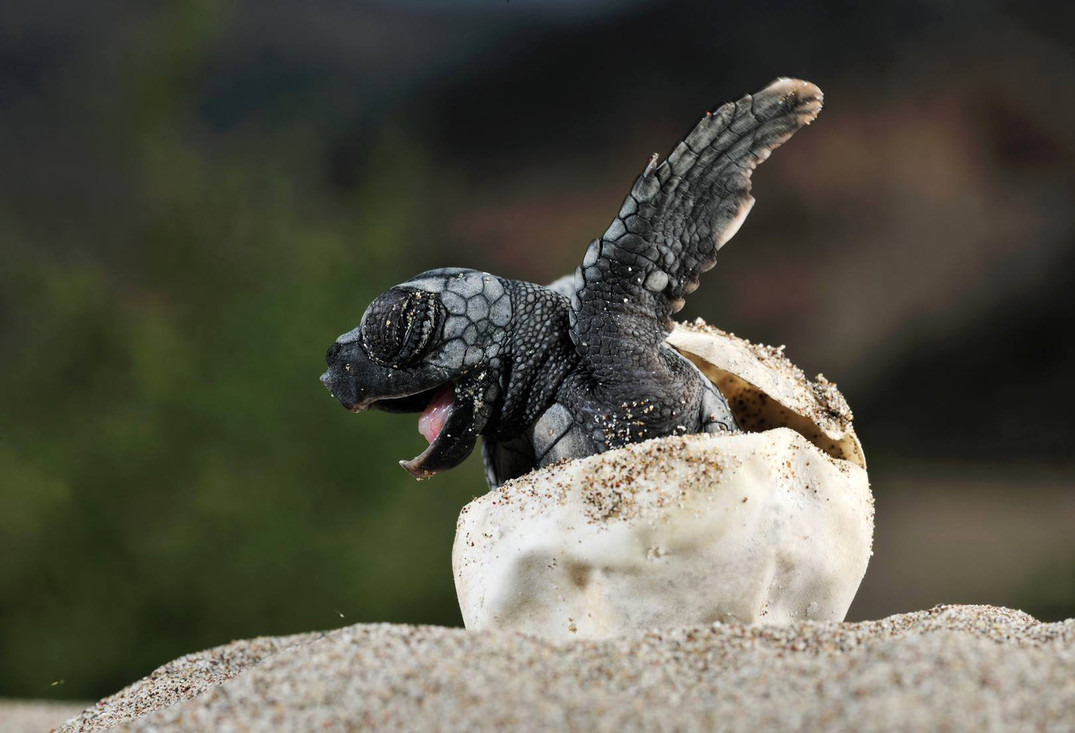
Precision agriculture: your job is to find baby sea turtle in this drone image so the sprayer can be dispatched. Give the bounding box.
[321,78,823,487]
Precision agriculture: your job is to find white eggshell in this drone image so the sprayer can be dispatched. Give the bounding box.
[453,320,873,639]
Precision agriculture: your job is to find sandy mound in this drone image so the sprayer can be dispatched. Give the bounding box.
[61,605,1072,731]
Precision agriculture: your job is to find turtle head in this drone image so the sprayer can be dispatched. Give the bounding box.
[321,268,512,479]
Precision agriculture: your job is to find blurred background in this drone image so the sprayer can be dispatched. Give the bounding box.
[1,0,1072,702]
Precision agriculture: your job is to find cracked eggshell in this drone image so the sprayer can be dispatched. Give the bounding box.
[453,320,872,640]
[668,320,866,469]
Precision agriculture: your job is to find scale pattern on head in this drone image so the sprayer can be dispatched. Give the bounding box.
[418,269,513,371]
[322,268,520,478]
[334,268,513,376]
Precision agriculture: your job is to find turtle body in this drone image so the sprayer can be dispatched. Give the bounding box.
[321,79,824,488]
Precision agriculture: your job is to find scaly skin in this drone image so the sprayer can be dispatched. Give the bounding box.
[320,79,824,489]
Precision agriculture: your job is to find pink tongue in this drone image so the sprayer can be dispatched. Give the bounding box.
[418,387,454,444]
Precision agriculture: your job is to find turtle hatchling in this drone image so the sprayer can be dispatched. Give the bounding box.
[321,78,824,488]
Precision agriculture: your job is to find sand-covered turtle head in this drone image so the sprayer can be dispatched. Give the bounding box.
[321,268,512,478]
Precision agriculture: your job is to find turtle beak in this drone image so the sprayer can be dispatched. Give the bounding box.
[322,339,446,413]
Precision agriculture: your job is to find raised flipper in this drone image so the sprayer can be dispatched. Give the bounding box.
[571,79,822,384]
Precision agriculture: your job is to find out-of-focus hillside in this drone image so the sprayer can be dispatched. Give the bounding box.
[1,0,1072,700]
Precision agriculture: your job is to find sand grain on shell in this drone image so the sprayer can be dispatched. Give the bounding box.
[60,605,1073,731]
[479,434,731,526]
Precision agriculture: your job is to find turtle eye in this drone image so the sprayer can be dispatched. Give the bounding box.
[361,288,443,367]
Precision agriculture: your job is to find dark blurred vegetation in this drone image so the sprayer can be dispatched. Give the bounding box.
[1,0,1072,700]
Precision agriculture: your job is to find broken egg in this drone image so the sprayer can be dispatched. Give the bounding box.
[452,320,873,639]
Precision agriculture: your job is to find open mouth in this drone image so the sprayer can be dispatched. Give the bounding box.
[365,382,472,479]
[367,383,455,445]
[416,386,455,444]
[361,385,447,415]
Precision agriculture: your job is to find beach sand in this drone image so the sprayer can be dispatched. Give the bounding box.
[57,604,1072,731]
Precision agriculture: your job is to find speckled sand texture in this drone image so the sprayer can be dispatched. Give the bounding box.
[61,605,1073,731]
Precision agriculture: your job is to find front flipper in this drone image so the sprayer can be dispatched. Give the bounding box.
[571,79,822,384]
[481,434,535,490]
[481,403,590,489]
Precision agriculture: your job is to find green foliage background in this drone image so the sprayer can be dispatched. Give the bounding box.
[0,4,482,699]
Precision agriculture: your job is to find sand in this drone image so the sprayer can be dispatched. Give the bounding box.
[57,604,1072,731]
